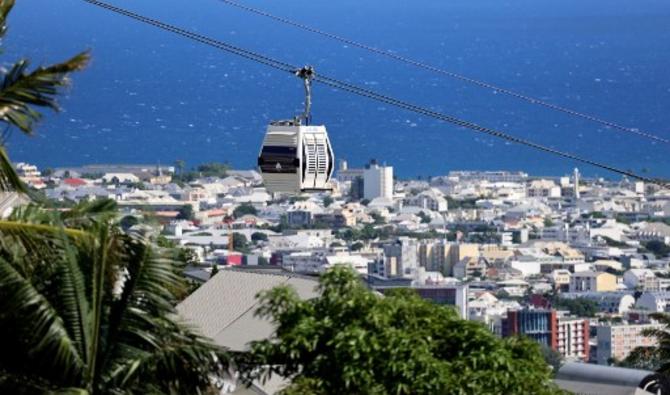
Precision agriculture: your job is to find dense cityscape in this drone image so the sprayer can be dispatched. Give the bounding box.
[8,157,670,392]
[3,0,670,393]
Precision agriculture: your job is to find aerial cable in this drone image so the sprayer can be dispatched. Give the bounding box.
[214,0,669,145]
[80,0,666,186]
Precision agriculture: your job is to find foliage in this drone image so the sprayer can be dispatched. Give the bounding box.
[322,196,333,208]
[446,196,478,210]
[370,211,386,225]
[552,297,599,318]
[233,203,258,218]
[242,267,561,395]
[631,313,670,374]
[211,264,219,278]
[540,345,564,374]
[418,211,431,224]
[0,202,227,393]
[232,232,248,252]
[0,0,88,193]
[196,162,230,178]
[543,217,554,227]
[251,231,268,243]
[645,240,670,258]
[350,241,364,251]
[340,224,390,242]
[176,204,195,221]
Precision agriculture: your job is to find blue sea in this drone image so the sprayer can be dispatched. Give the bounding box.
[7,0,670,179]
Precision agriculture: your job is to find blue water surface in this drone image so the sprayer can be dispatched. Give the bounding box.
[6,0,670,178]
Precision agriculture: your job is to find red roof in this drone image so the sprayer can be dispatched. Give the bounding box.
[63,178,87,187]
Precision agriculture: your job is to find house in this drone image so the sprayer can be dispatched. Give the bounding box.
[623,269,657,290]
[636,292,670,312]
[102,172,140,184]
[405,188,448,212]
[569,271,617,293]
[177,269,318,394]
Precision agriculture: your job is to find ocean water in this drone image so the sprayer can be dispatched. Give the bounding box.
[6,0,670,179]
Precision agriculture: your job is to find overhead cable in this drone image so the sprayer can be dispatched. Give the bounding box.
[81,0,666,185]
[215,0,669,145]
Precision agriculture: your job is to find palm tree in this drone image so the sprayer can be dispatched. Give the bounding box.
[0,0,89,192]
[0,200,228,393]
[0,3,228,392]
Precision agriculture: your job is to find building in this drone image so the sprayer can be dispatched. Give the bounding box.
[636,292,670,312]
[446,170,528,183]
[406,188,448,212]
[363,160,393,200]
[381,237,418,278]
[502,308,589,362]
[418,240,450,274]
[557,316,590,362]
[502,309,557,350]
[562,292,636,314]
[596,324,661,365]
[527,179,562,198]
[569,271,617,293]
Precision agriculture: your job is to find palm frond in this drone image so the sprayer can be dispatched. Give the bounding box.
[0,51,89,134]
[0,145,25,192]
[0,257,85,385]
[0,0,14,39]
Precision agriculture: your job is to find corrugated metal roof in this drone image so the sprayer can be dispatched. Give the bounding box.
[177,269,318,351]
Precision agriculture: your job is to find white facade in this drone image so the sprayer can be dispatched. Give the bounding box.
[363,162,393,200]
[636,292,670,312]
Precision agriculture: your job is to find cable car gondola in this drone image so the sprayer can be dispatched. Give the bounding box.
[258,66,334,194]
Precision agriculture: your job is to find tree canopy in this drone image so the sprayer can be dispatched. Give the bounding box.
[0,201,227,393]
[233,203,258,218]
[243,267,560,395]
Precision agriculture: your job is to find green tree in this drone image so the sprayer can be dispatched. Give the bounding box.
[623,313,670,374]
[196,162,229,178]
[552,297,598,318]
[233,203,258,218]
[0,0,89,193]
[232,232,248,252]
[251,231,268,243]
[350,241,364,251]
[175,159,185,177]
[0,203,227,393]
[177,204,195,221]
[243,267,560,394]
[211,263,219,278]
[322,195,334,208]
[418,211,431,224]
[645,240,670,258]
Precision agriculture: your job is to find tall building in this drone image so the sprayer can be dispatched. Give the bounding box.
[502,309,590,362]
[502,309,557,350]
[363,159,393,200]
[446,243,479,276]
[418,240,451,274]
[573,168,581,199]
[596,324,661,365]
[382,237,418,278]
[557,317,590,362]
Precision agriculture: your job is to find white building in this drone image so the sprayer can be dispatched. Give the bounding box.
[406,188,448,212]
[527,179,561,198]
[623,269,657,290]
[363,160,393,200]
[636,292,670,312]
